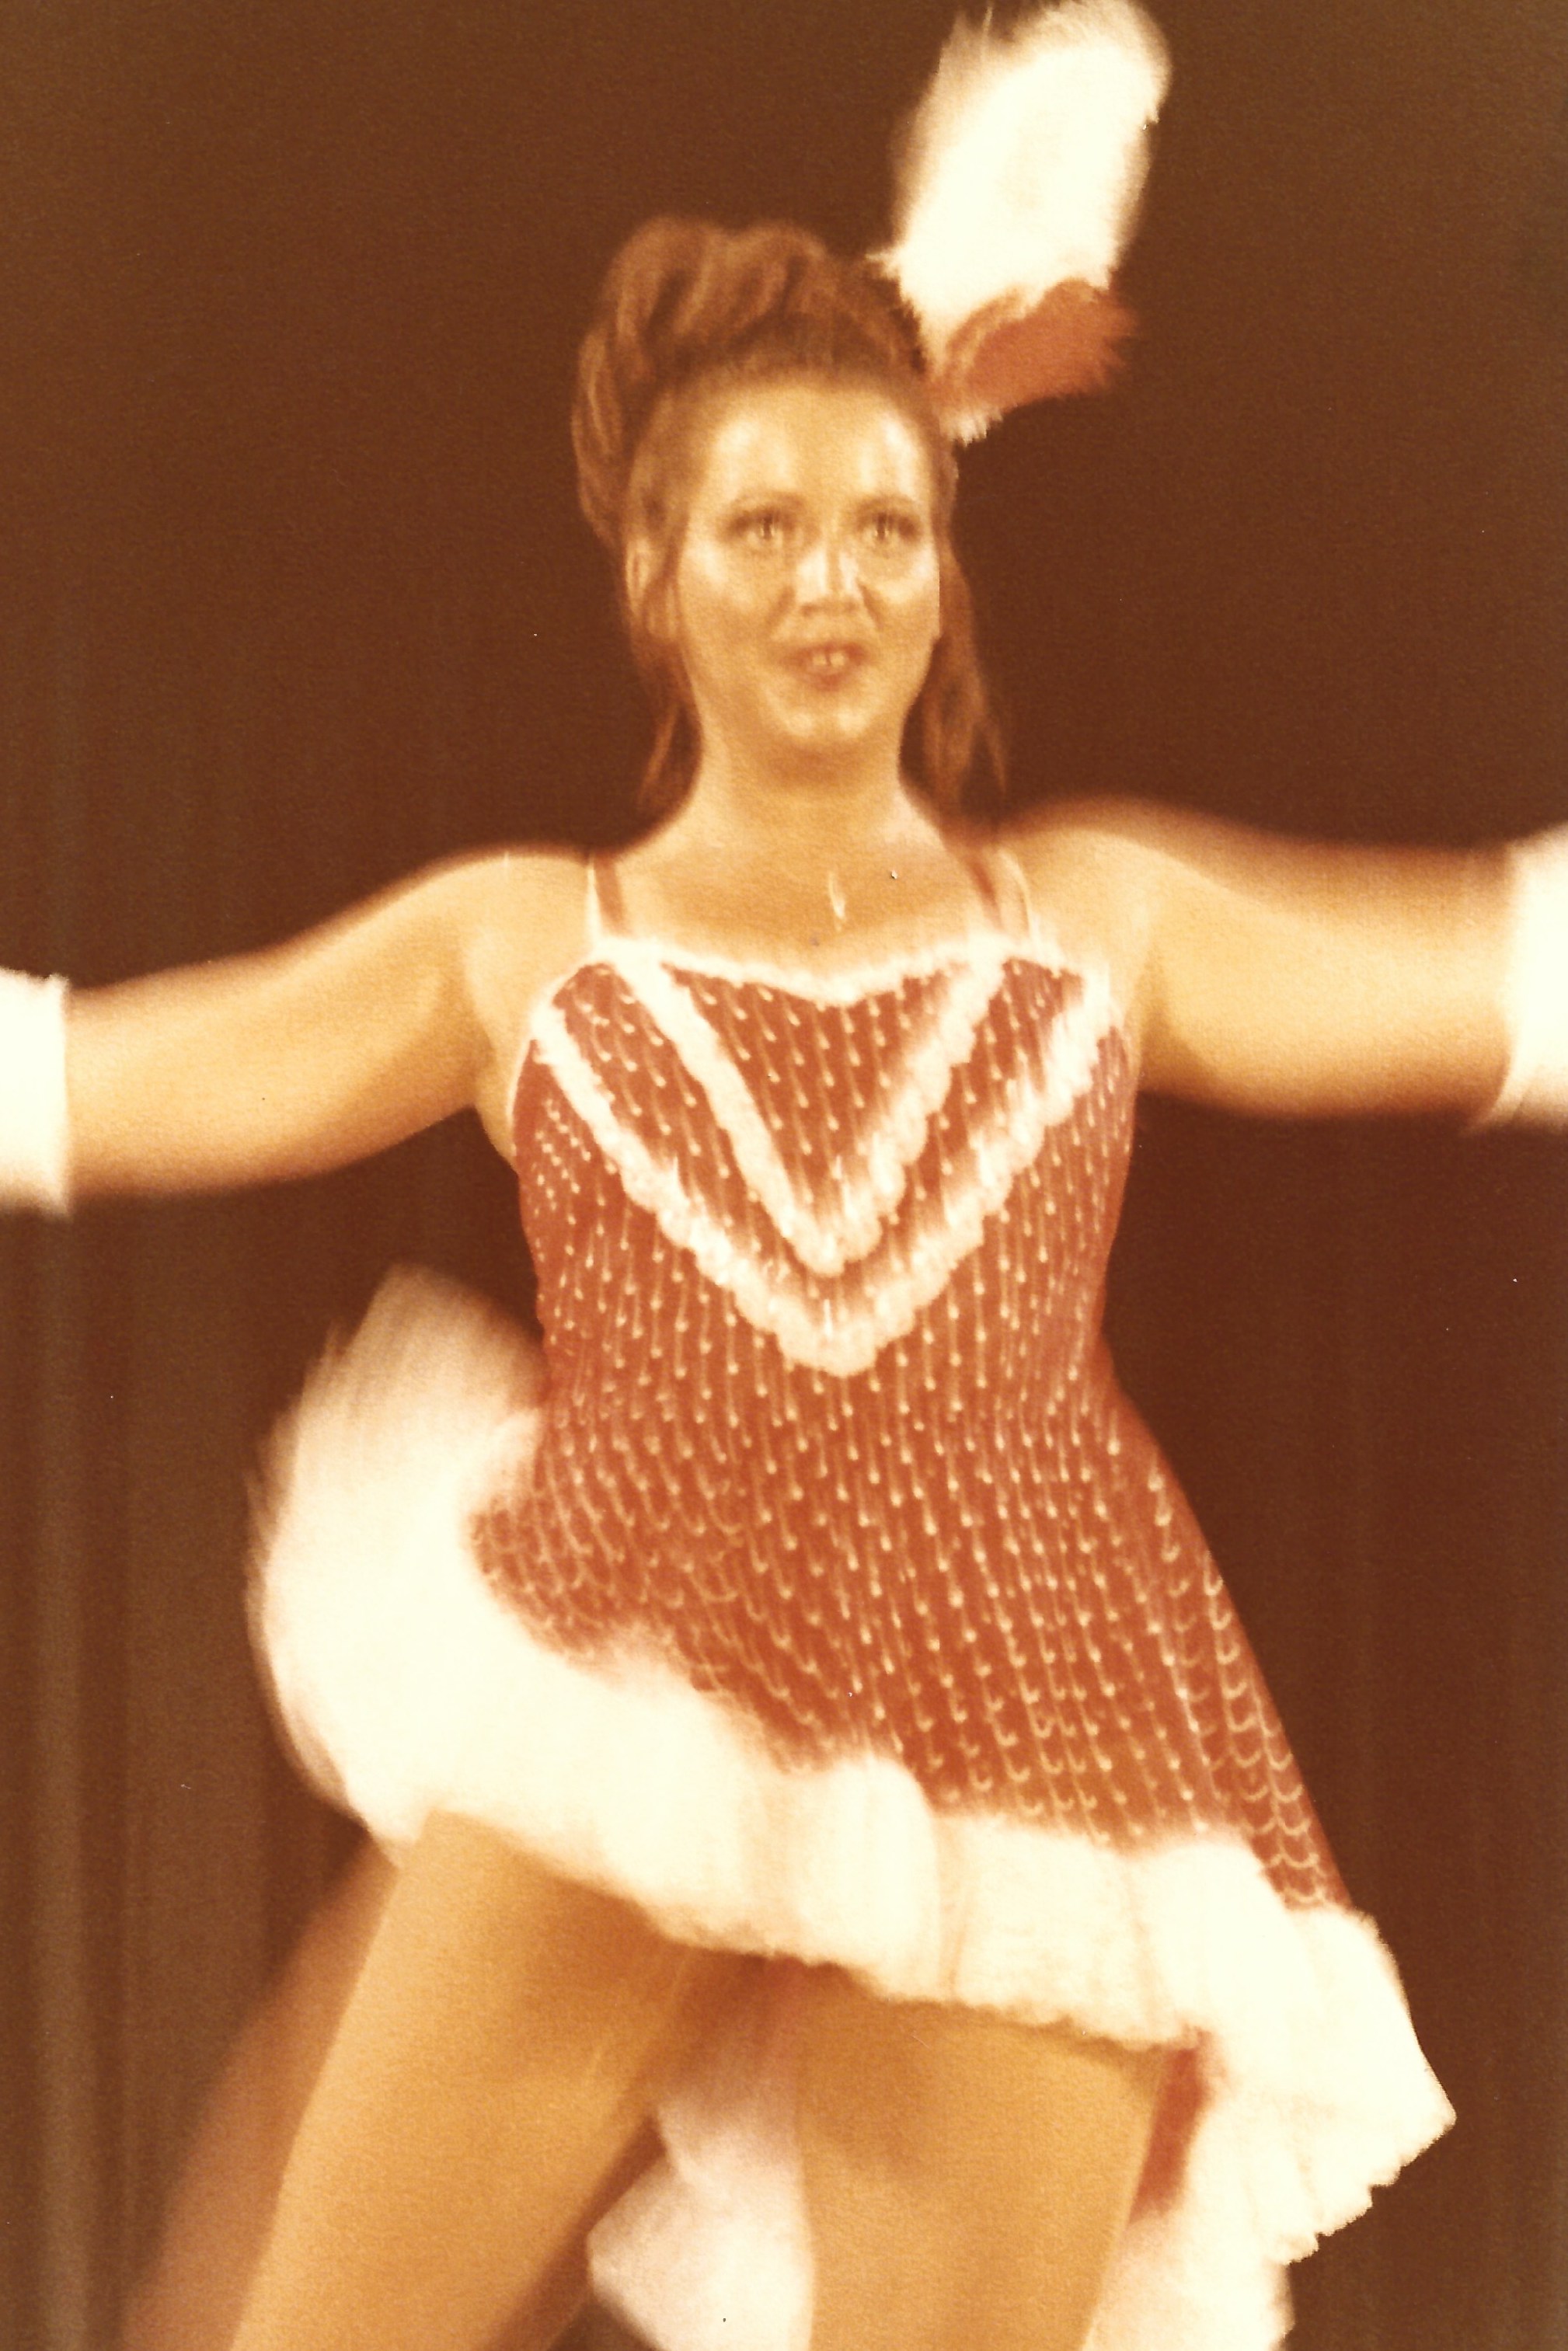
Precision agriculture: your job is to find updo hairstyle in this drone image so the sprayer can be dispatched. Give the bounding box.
[572,218,1005,817]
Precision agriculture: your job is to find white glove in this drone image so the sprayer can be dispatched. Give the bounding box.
[1488,827,1568,1124]
[0,970,71,1211]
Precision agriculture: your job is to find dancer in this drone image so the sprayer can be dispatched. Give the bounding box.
[3,7,1566,2349]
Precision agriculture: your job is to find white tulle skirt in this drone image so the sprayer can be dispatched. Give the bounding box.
[252,1270,1452,2351]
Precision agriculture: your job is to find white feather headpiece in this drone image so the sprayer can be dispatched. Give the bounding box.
[882,0,1170,438]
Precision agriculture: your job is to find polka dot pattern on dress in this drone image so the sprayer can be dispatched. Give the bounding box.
[475,946,1342,1911]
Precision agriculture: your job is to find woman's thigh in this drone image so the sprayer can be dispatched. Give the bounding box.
[124,1829,672,2351]
[228,1813,747,2351]
[797,1973,1167,2351]
[121,1837,398,2351]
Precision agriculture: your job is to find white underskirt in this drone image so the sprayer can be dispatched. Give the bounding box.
[252,1269,1453,2351]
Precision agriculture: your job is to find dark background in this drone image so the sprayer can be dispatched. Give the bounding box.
[1,2,1565,2345]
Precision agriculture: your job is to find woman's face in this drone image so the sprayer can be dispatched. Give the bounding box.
[651,376,943,778]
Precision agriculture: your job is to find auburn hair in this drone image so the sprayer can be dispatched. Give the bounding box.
[571,217,1005,817]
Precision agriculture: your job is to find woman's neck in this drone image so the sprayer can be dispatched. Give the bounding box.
[661,751,937,875]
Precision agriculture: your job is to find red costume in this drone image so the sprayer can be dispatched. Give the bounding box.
[257,859,1449,2351]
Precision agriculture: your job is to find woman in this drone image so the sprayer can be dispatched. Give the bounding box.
[5,205,1565,2351]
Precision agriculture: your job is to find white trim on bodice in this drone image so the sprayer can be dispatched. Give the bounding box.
[525,941,1120,1379]
[620,939,1012,1277]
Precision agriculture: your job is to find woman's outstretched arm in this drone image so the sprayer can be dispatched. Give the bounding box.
[1018,801,1537,1120]
[4,848,587,1205]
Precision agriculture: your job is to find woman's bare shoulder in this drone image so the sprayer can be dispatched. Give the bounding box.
[992,798,1186,1004]
[432,838,590,958]
[1002,793,1479,907]
[994,795,1332,1029]
[404,845,589,982]
[998,795,1332,956]
[411,842,587,924]
[1002,793,1257,876]
[419,847,594,1155]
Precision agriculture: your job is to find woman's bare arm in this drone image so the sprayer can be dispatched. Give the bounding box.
[1016,801,1512,1120]
[66,848,587,1198]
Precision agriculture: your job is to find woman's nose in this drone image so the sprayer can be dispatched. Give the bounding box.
[794,529,859,602]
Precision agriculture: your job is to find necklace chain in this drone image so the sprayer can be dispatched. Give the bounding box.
[824,863,906,931]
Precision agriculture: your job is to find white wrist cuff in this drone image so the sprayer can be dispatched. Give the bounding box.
[1490,827,1568,1125]
[1,970,71,1212]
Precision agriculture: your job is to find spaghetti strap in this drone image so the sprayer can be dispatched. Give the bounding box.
[962,850,1003,925]
[967,847,1038,946]
[585,854,629,945]
[990,848,1042,946]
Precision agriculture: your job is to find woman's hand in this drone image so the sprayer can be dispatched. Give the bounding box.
[64,849,587,1199]
[1016,801,1513,1120]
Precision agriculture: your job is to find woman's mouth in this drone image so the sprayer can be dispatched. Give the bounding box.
[789,643,867,681]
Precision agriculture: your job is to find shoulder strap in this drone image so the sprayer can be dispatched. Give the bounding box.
[585,854,630,945]
[961,850,1002,924]
[968,847,1038,944]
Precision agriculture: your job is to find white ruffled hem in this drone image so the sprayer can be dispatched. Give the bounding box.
[252,1270,1453,2351]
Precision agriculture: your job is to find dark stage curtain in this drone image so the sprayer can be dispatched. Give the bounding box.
[1,3,1564,2345]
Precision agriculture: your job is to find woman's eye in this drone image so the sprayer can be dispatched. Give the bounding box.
[737,509,788,548]
[865,510,920,550]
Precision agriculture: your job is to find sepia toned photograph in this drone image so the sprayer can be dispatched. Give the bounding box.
[2,4,1564,2348]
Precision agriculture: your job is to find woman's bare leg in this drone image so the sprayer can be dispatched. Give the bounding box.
[798,1973,1167,2351]
[120,1837,640,2351]
[121,1838,397,2351]
[228,1812,743,2351]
